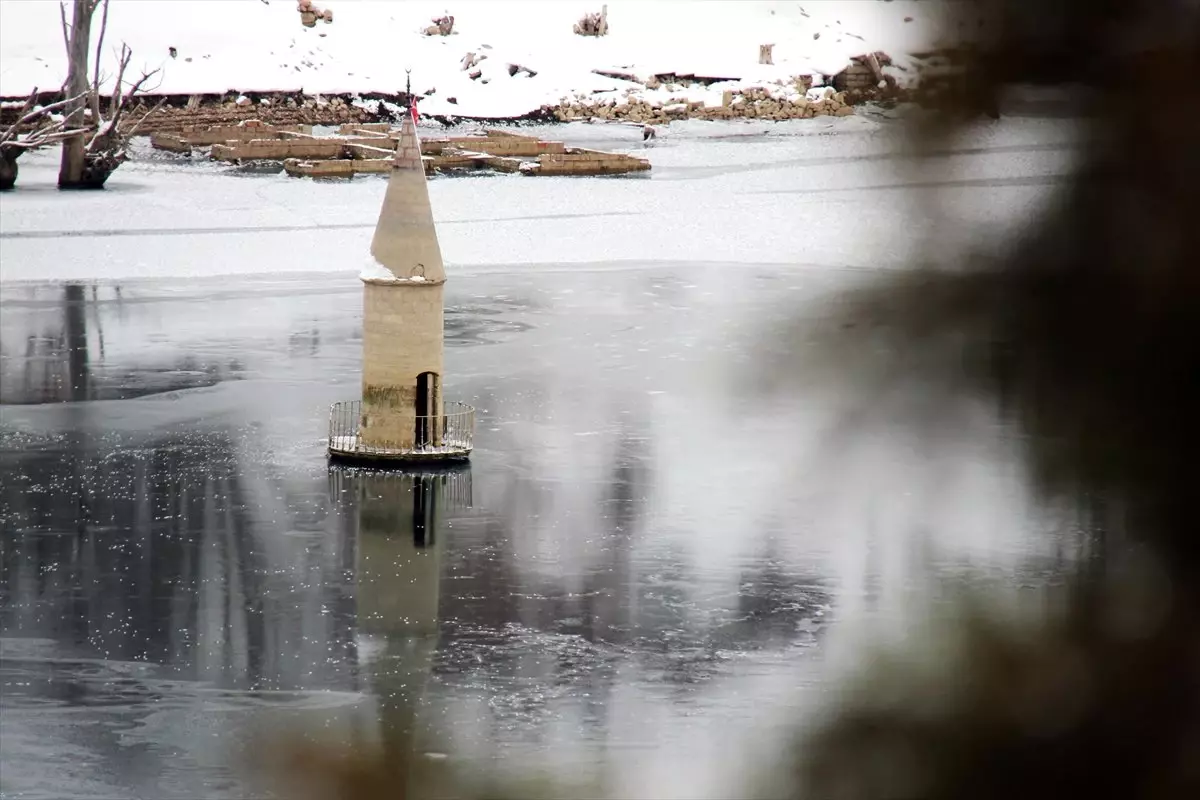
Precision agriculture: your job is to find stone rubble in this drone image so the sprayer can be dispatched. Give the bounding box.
[298,0,333,28]
[422,14,455,37]
[547,80,861,124]
[17,50,929,138]
[574,6,609,37]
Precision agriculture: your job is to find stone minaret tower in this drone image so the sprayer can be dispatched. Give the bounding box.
[358,110,446,451]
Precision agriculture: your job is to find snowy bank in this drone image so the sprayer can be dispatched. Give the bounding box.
[0,1,952,119]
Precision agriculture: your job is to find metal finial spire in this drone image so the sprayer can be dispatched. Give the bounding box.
[405,69,412,108]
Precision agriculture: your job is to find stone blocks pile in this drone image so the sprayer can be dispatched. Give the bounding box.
[550,84,855,124]
[284,157,390,178]
[428,131,566,158]
[210,135,394,162]
[574,5,609,37]
[337,123,393,135]
[149,132,193,154]
[150,121,314,154]
[422,14,455,36]
[298,0,333,28]
[836,64,878,92]
[532,148,650,176]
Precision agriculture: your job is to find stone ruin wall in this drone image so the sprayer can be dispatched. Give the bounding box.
[550,84,857,124]
[1,52,924,134]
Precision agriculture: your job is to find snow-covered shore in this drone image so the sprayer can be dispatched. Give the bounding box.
[0,1,952,119]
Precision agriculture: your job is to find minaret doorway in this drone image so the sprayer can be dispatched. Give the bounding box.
[415,371,439,448]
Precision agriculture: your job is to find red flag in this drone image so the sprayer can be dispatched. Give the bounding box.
[410,96,419,124]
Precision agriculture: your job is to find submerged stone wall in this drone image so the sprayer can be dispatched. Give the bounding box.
[149,120,314,153]
[109,95,373,134]
[533,149,650,176]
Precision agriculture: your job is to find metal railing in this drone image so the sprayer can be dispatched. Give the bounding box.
[328,467,474,511]
[327,399,475,456]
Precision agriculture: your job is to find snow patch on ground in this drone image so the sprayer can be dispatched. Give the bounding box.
[0,1,949,119]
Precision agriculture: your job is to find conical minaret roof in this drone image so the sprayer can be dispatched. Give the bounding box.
[367,112,445,282]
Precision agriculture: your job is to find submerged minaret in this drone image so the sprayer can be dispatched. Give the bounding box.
[327,92,474,463]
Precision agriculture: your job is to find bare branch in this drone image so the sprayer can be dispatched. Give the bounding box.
[0,90,90,146]
[109,43,132,119]
[15,87,40,120]
[4,127,91,151]
[59,1,71,56]
[139,67,165,96]
[90,0,110,120]
[123,97,166,138]
[123,67,162,100]
[110,60,164,130]
[0,90,39,146]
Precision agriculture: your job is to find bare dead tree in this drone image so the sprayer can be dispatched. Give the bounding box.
[76,42,165,188]
[0,88,89,189]
[58,0,102,187]
[55,0,165,189]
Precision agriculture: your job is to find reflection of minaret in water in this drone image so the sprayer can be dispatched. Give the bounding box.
[346,465,472,770]
[64,284,90,402]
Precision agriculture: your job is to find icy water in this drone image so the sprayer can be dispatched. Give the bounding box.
[0,115,1093,799]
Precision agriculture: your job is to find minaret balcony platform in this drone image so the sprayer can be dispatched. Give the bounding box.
[327,400,475,464]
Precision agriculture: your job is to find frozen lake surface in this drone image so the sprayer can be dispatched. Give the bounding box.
[0,116,1081,282]
[0,115,1092,799]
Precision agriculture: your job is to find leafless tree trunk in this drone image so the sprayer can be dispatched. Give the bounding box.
[58,0,101,188]
[53,0,163,189]
[0,149,18,190]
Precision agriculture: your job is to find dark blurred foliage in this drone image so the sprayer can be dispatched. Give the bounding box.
[261,1,1200,797]
[776,1,1200,797]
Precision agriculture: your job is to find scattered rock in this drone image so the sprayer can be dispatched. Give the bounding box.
[422,14,454,36]
[574,5,609,37]
[547,79,864,124]
[298,0,332,28]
